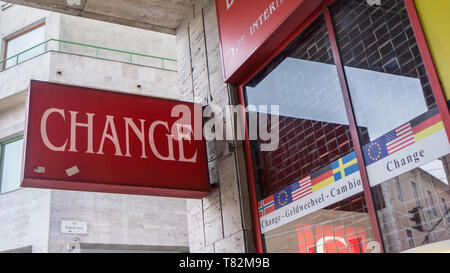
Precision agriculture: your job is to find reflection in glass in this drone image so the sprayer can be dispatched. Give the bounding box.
[245,15,374,253]
[330,0,450,252]
[264,194,373,253]
[0,139,24,194]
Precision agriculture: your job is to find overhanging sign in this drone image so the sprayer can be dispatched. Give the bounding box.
[215,0,325,83]
[21,80,212,199]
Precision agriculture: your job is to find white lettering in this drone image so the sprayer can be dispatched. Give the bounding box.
[124,118,147,159]
[226,0,234,10]
[175,124,197,163]
[97,115,123,156]
[41,108,68,152]
[39,109,204,164]
[69,111,95,153]
[149,121,175,161]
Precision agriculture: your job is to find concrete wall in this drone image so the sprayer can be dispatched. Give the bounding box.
[0,4,60,43]
[59,14,177,60]
[0,188,51,253]
[47,52,178,99]
[0,4,187,253]
[176,0,255,253]
[47,191,188,253]
[0,51,178,103]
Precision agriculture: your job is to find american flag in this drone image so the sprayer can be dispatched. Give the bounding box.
[385,122,416,155]
[291,176,312,201]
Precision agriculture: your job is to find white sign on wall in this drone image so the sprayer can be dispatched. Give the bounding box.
[60,220,88,235]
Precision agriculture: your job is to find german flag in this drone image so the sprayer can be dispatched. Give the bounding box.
[311,165,334,192]
[411,108,444,142]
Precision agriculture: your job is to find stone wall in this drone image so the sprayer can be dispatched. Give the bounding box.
[176,0,255,253]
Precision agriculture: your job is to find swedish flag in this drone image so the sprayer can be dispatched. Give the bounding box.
[331,152,359,181]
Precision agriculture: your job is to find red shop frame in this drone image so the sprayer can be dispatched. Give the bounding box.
[235,0,450,253]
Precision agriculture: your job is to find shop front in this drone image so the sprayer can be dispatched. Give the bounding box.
[216,0,450,253]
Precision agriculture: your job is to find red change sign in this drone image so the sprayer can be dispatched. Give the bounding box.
[21,80,212,199]
[215,0,324,83]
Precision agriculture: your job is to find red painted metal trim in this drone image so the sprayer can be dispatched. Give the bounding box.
[217,0,326,84]
[237,4,327,254]
[236,0,345,254]
[404,0,450,143]
[240,3,327,86]
[237,84,264,253]
[22,178,215,199]
[323,6,385,253]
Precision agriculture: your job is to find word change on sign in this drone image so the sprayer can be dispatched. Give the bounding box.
[258,152,364,234]
[362,107,450,187]
[21,80,212,199]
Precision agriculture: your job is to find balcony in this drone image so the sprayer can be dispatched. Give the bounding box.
[0,39,179,107]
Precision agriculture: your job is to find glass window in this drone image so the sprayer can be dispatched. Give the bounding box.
[394,177,404,202]
[330,0,450,252]
[411,180,421,207]
[0,138,24,194]
[427,190,438,218]
[3,23,45,69]
[441,198,450,224]
[406,228,415,248]
[245,14,374,253]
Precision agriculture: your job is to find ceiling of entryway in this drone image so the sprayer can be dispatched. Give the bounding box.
[4,0,195,34]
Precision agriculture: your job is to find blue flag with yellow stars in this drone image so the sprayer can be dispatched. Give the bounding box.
[362,137,389,166]
[274,187,293,210]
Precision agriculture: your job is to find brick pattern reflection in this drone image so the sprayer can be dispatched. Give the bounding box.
[260,115,362,196]
[330,0,436,109]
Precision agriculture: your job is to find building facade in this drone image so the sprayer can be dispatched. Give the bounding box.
[0,0,449,253]
[0,3,188,253]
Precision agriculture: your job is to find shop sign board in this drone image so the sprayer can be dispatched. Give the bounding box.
[21,80,212,199]
[258,152,364,234]
[258,108,450,234]
[215,0,325,83]
[362,107,450,187]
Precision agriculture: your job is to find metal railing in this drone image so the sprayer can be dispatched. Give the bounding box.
[0,38,177,71]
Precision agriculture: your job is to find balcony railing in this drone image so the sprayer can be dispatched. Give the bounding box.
[0,38,177,71]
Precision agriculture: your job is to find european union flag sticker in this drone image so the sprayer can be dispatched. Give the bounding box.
[274,189,293,210]
[362,137,389,166]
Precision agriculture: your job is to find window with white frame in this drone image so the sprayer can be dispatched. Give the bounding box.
[0,138,24,194]
[2,22,45,69]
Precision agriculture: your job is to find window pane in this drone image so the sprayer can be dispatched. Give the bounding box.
[5,24,45,69]
[1,139,24,193]
[395,177,404,202]
[245,15,374,253]
[330,0,450,252]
